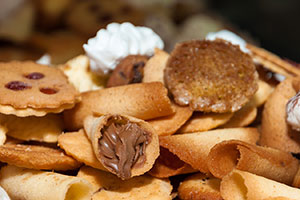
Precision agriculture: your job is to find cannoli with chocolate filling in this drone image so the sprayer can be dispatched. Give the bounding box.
[84,114,159,180]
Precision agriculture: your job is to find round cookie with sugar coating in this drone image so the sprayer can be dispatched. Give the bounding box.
[164,40,258,113]
[0,61,80,117]
[261,77,300,153]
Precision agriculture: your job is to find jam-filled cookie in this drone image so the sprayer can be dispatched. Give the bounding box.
[0,61,80,117]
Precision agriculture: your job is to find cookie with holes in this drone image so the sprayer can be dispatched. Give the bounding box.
[0,61,80,117]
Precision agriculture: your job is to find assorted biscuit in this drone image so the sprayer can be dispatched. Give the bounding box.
[1,25,300,200]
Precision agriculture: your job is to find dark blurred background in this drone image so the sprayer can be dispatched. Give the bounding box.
[0,0,299,63]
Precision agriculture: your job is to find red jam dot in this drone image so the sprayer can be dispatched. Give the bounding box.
[40,88,58,95]
[25,72,45,80]
[5,81,31,91]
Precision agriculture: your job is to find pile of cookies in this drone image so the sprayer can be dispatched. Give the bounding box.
[1,23,300,200]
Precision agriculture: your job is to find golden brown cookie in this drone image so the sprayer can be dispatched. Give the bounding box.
[0,144,81,171]
[260,77,300,153]
[164,40,258,113]
[178,173,223,200]
[0,61,80,117]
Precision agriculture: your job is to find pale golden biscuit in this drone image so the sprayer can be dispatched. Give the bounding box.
[60,55,105,92]
[0,144,81,171]
[221,169,300,200]
[0,165,93,200]
[178,173,222,200]
[207,140,299,185]
[221,102,257,128]
[77,166,172,200]
[0,113,63,143]
[252,79,274,107]
[247,43,300,78]
[148,147,196,178]
[58,130,106,171]
[147,103,193,136]
[159,128,259,174]
[164,40,258,112]
[84,114,159,180]
[0,61,80,117]
[261,77,300,153]
[64,82,174,130]
[142,48,169,84]
[0,124,7,145]
[178,112,233,133]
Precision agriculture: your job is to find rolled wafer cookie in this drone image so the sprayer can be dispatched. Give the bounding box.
[159,128,259,174]
[0,165,93,200]
[207,140,299,185]
[64,82,174,130]
[261,77,300,153]
[84,114,159,180]
[220,169,300,200]
[247,43,300,78]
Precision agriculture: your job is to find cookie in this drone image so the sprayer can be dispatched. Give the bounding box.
[207,140,299,185]
[260,77,300,153]
[247,43,300,78]
[60,55,106,92]
[142,48,169,84]
[178,112,233,133]
[0,113,63,143]
[147,102,193,136]
[0,144,81,171]
[221,169,300,200]
[63,82,173,130]
[83,114,159,180]
[77,166,173,200]
[0,165,92,200]
[106,55,149,87]
[0,61,80,117]
[65,0,145,36]
[159,128,259,174]
[0,124,6,145]
[164,40,258,112]
[178,173,222,200]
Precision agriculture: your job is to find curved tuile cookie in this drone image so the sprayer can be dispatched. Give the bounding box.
[147,102,193,136]
[58,129,106,171]
[164,40,258,113]
[293,167,300,188]
[148,147,196,178]
[178,112,233,133]
[0,165,93,200]
[260,77,300,153]
[207,140,299,185]
[0,124,7,145]
[0,144,81,171]
[247,43,300,78]
[65,0,145,36]
[63,82,174,130]
[60,55,106,93]
[77,166,173,200]
[106,55,149,87]
[0,61,80,117]
[0,113,63,143]
[252,79,275,107]
[159,128,259,174]
[83,114,159,180]
[142,48,169,84]
[221,169,300,200]
[178,173,223,200]
[221,102,257,128]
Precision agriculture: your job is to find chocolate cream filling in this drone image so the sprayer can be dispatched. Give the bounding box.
[98,116,151,180]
